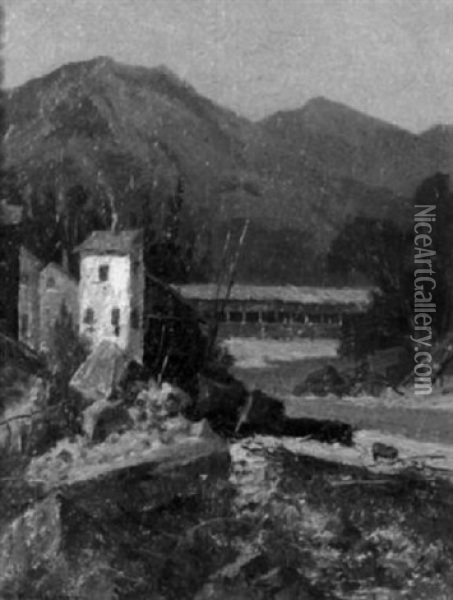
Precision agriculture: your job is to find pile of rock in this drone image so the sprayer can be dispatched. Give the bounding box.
[81,378,192,444]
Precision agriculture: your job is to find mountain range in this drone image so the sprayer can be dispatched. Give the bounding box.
[3,56,452,284]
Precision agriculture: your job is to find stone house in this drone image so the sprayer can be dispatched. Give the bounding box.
[18,230,145,361]
[18,247,45,350]
[39,262,79,351]
[75,230,144,363]
[18,247,79,352]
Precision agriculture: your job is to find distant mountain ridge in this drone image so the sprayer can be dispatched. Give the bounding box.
[261,96,453,196]
[2,57,452,284]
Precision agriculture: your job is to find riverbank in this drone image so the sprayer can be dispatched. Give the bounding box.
[227,337,453,445]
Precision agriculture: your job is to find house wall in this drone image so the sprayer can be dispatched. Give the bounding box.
[18,249,42,350]
[78,251,144,362]
[128,245,144,363]
[39,264,79,351]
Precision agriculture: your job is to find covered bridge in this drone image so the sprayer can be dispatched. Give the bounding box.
[175,284,373,339]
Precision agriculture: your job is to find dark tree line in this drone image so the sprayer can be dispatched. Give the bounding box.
[328,173,453,357]
[143,177,212,283]
[1,165,212,284]
[19,183,107,278]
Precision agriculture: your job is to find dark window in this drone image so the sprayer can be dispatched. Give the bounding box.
[262,311,276,323]
[216,311,227,322]
[84,307,94,324]
[46,276,56,289]
[229,311,243,323]
[276,311,287,323]
[293,312,305,323]
[20,314,28,336]
[309,314,322,324]
[99,265,109,282]
[245,311,260,324]
[111,308,120,326]
[112,308,120,337]
[131,308,140,329]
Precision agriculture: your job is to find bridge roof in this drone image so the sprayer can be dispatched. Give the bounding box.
[175,284,373,309]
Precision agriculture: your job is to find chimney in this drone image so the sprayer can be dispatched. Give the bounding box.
[111,211,118,234]
[62,248,69,272]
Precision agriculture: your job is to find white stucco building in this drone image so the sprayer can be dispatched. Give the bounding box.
[75,230,144,363]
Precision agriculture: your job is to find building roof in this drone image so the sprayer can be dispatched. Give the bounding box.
[41,261,78,284]
[19,247,77,282]
[74,229,142,255]
[19,246,46,270]
[175,284,373,309]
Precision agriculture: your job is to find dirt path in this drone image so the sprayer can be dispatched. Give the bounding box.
[281,392,453,478]
[250,430,453,482]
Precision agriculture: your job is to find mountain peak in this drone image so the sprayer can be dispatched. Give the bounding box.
[8,56,185,97]
[86,58,192,94]
[88,55,115,68]
[303,95,336,110]
[301,96,405,134]
[261,95,408,140]
[71,56,181,85]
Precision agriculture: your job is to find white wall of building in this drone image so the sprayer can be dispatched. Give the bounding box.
[79,254,132,352]
[78,251,144,362]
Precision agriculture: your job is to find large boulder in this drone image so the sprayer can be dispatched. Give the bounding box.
[0,430,230,597]
[70,340,129,405]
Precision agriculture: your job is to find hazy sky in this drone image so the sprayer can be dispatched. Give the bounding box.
[4,0,453,131]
